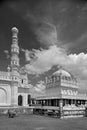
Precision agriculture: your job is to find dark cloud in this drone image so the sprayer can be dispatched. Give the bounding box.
[0,0,87,75]
[5,0,87,52]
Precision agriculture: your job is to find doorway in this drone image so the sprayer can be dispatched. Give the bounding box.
[18,95,23,106]
[28,95,31,105]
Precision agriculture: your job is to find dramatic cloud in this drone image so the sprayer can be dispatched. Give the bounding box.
[35,21,58,47]
[23,45,66,74]
[6,0,87,90]
[23,45,87,87]
[8,0,87,51]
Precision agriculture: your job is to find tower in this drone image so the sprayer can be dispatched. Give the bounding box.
[11,27,19,68]
[11,27,20,106]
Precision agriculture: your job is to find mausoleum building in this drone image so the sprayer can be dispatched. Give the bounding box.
[35,68,87,117]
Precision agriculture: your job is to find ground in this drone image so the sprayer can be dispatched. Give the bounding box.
[0,114,87,130]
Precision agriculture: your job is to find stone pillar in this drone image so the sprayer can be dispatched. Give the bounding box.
[59,99,63,118]
[71,99,73,105]
[46,100,48,106]
[11,83,18,106]
[23,94,28,106]
[74,100,76,106]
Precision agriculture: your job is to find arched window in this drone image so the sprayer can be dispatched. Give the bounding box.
[18,95,23,106]
[22,79,23,84]
[28,95,31,105]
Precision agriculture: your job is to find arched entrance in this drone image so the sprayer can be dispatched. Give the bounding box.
[18,95,23,106]
[0,89,7,105]
[28,95,31,105]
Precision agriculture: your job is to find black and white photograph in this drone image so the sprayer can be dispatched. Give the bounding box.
[0,0,87,129]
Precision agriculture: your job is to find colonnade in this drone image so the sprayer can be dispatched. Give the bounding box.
[36,99,86,107]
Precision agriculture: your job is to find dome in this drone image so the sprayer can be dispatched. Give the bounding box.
[11,27,18,33]
[52,68,71,77]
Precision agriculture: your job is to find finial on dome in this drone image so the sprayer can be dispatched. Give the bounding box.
[11,27,19,39]
[11,27,18,33]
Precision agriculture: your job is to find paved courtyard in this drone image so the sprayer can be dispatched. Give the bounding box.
[0,114,87,130]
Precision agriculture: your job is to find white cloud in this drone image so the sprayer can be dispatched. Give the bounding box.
[65,53,87,80]
[4,50,9,54]
[34,81,46,92]
[4,50,10,59]
[24,45,67,74]
[25,49,31,61]
[23,45,87,89]
[28,81,46,97]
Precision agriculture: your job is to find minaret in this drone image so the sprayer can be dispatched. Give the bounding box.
[11,27,19,106]
[11,27,19,69]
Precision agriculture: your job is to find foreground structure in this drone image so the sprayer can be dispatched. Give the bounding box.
[0,27,87,118]
[34,68,87,118]
[0,27,30,107]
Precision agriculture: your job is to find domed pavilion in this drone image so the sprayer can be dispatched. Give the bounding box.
[35,67,87,118]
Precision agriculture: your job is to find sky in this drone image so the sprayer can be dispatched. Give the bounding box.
[1,0,87,92]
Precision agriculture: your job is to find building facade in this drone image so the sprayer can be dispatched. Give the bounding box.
[35,68,87,117]
[0,27,30,107]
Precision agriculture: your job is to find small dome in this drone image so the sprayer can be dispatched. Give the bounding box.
[11,27,18,33]
[52,68,71,77]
